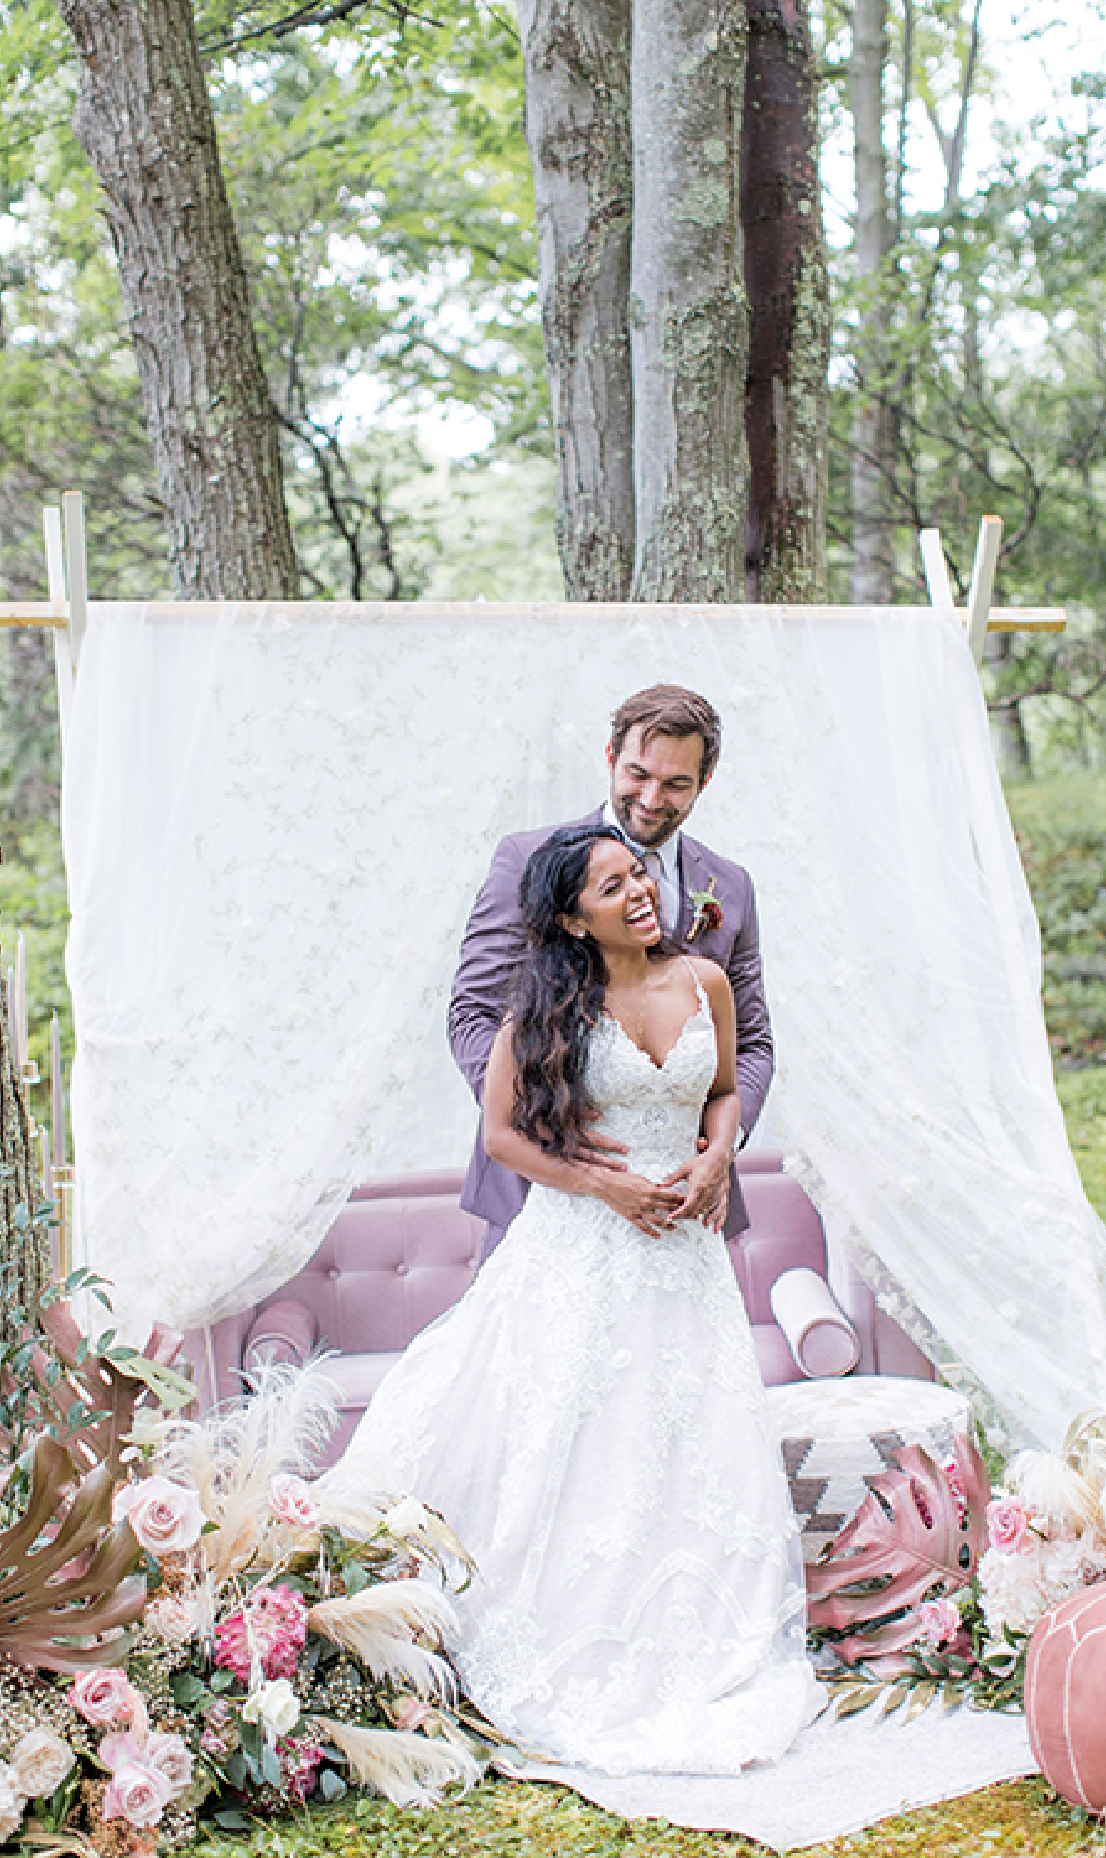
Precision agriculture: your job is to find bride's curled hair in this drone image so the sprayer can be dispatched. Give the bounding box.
[510,824,624,1157]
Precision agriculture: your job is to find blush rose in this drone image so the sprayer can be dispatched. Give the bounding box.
[101,1760,174,1830]
[9,1729,75,1800]
[70,1668,141,1727]
[269,1473,320,1532]
[113,1477,205,1556]
[987,1496,1029,1555]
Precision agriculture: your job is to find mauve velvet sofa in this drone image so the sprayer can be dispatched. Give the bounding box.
[183,1154,933,1467]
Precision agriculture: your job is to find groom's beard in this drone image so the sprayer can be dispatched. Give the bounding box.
[610,793,683,848]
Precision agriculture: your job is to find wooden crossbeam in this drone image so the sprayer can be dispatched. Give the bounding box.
[0,600,1068,631]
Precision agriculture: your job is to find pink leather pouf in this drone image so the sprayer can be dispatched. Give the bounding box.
[1025,1585,1106,1808]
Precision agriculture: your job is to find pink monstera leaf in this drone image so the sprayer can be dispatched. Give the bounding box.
[806,1434,990,1670]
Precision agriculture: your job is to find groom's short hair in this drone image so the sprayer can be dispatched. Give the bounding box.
[609,686,722,786]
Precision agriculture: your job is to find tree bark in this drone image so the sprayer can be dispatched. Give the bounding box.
[56,0,299,598]
[1,978,48,1336]
[631,0,748,601]
[517,0,635,600]
[849,0,893,604]
[741,0,828,601]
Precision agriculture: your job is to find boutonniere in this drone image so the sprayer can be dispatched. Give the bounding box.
[686,875,723,942]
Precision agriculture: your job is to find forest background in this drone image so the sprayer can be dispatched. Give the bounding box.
[0,0,1104,1211]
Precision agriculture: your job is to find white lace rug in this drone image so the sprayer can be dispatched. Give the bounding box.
[515,1702,1035,1851]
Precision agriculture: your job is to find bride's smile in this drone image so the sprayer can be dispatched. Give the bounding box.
[559,840,662,954]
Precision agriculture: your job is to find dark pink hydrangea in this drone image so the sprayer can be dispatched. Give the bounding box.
[214,1583,308,1684]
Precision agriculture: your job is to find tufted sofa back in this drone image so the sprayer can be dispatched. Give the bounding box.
[183,1153,932,1467]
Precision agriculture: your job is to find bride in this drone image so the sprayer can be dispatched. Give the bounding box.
[323,822,820,1775]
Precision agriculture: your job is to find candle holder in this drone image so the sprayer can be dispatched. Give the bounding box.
[50,1164,75,1283]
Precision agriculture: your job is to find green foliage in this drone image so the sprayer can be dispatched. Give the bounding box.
[0,815,70,1090]
[1006,773,1106,1067]
[1056,1066,1106,1223]
[0,0,547,605]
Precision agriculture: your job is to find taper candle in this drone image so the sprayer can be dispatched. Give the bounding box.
[51,1012,66,1166]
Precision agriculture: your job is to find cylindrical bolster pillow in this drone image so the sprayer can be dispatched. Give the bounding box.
[769,1268,860,1378]
[243,1299,318,1373]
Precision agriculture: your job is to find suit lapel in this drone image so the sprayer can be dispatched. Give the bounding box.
[676,836,706,944]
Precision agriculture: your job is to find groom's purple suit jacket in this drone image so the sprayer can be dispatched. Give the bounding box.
[447,807,775,1242]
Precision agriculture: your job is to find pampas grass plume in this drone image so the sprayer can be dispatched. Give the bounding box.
[308,1583,459,1701]
[1008,1449,1098,1533]
[151,1360,339,1582]
[315,1719,480,1806]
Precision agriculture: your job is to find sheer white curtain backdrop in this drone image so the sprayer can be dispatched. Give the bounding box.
[61,600,1106,1447]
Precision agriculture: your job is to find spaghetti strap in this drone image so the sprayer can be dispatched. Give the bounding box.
[680,953,711,1012]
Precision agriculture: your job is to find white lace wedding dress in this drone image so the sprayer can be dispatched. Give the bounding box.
[324,976,821,1774]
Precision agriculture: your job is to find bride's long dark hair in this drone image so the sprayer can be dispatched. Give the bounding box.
[510,823,666,1156]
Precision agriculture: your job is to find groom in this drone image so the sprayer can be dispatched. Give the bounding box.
[448,684,774,1261]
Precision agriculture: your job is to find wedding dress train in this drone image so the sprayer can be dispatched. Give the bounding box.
[323,976,821,1773]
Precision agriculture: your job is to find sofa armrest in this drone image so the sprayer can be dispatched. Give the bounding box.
[769,1268,860,1378]
[243,1299,318,1374]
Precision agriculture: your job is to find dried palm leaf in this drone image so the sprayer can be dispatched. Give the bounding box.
[313,1718,480,1805]
[806,1434,989,1671]
[308,1582,458,1700]
[152,1360,338,1583]
[0,1434,145,1672]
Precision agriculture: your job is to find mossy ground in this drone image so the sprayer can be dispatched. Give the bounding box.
[185,1774,1104,1857]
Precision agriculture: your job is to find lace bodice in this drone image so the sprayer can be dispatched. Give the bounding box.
[586,989,718,1182]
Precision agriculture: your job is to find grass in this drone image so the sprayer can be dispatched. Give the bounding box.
[1057,1064,1106,1220]
[183,1775,1106,1858]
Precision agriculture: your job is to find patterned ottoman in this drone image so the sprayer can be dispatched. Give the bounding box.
[766,1375,973,1567]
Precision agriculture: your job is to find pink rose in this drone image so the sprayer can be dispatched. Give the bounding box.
[101,1761,173,1830]
[70,1669,141,1727]
[113,1477,205,1556]
[269,1473,320,1532]
[916,1597,961,1648]
[214,1584,308,1684]
[99,1730,144,1773]
[144,1731,194,1798]
[987,1496,1028,1554]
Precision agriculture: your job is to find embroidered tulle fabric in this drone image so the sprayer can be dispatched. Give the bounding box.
[62,600,1106,1446]
[322,979,821,1772]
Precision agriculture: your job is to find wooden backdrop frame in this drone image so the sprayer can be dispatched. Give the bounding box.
[0,497,1066,678]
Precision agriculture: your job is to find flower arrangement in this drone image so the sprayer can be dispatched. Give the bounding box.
[811,1418,1106,1719]
[0,1322,494,1853]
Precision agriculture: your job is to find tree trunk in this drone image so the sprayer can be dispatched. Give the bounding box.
[849,0,893,604]
[631,0,748,601]
[741,0,828,601]
[517,0,635,600]
[1,979,48,1335]
[57,0,299,599]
